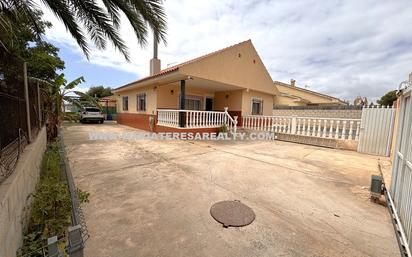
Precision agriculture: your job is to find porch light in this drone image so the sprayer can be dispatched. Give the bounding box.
[170,90,174,95]
[225,94,229,99]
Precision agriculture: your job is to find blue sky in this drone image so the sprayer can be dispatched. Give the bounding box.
[40,0,412,102]
[55,44,137,91]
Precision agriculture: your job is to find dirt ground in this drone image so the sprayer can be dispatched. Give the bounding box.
[62,122,399,257]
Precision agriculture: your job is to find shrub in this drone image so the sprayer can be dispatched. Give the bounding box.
[218,124,228,133]
[18,141,89,256]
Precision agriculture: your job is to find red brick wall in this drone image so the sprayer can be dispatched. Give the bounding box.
[228,111,242,126]
[117,113,155,131]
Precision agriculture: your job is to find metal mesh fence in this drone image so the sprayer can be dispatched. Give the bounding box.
[0,47,42,184]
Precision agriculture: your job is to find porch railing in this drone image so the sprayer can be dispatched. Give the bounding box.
[157,108,237,133]
[242,115,361,141]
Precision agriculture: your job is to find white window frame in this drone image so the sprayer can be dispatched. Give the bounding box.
[251,97,263,115]
[122,96,128,111]
[179,94,202,110]
[136,92,146,112]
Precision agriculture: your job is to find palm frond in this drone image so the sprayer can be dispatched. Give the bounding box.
[73,91,102,110]
[41,0,89,58]
[102,0,121,28]
[70,0,130,60]
[64,112,80,122]
[128,0,167,44]
[28,76,54,88]
[7,0,167,60]
[64,76,85,90]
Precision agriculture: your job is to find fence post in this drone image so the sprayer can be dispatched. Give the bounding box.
[23,62,32,142]
[37,81,42,125]
[233,116,238,135]
[47,236,59,257]
[291,116,297,134]
[68,225,84,257]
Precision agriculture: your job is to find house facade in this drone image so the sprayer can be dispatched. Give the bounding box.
[113,40,278,132]
[274,80,346,107]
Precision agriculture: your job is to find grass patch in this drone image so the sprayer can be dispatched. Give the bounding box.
[18,141,88,256]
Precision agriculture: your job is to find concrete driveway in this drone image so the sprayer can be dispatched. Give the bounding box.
[62,122,399,257]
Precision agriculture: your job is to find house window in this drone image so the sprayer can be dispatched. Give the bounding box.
[136,93,146,111]
[252,98,263,115]
[122,96,128,111]
[180,95,202,110]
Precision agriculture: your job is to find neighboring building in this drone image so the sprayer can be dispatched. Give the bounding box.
[274,80,346,106]
[113,40,279,132]
[63,102,80,113]
[353,96,368,107]
[99,95,117,119]
[98,95,117,109]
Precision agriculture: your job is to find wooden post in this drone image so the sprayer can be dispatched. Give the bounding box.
[23,62,32,142]
[37,81,42,125]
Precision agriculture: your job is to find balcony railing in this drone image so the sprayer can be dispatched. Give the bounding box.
[157,108,237,133]
[242,115,361,141]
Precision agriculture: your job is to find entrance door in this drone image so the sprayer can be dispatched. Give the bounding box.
[205,98,213,111]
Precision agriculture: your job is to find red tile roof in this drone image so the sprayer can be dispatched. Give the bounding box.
[114,39,251,91]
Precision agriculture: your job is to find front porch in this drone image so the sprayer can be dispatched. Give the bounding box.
[155,77,243,132]
[156,108,238,133]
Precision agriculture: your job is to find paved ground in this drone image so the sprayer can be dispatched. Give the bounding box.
[62,122,399,257]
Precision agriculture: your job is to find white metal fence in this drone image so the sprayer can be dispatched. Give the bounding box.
[242,115,361,140]
[357,106,396,156]
[390,84,412,256]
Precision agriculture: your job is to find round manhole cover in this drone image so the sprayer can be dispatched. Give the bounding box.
[210,200,255,227]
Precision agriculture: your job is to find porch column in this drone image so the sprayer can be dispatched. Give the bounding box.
[179,80,186,127]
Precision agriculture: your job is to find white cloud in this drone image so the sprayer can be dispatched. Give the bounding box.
[39,0,412,102]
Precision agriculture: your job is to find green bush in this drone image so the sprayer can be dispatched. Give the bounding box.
[18,141,89,256]
[218,124,228,133]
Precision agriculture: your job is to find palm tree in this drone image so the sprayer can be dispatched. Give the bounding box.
[31,74,100,139]
[0,0,167,60]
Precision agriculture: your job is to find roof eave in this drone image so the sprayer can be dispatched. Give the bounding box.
[113,69,181,93]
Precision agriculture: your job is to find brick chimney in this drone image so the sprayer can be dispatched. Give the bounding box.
[290,79,296,87]
[150,35,161,75]
[409,72,412,82]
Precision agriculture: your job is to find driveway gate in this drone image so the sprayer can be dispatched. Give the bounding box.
[390,82,412,256]
[357,106,395,156]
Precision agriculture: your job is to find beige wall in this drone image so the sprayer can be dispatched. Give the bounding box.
[242,89,274,116]
[116,85,157,115]
[214,90,242,111]
[116,84,274,116]
[157,84,215,110]
[274,95,307,106]
[117,84,247,114]
[0,127,47,257]
[156,85,275,115]
[180,40,278,96]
